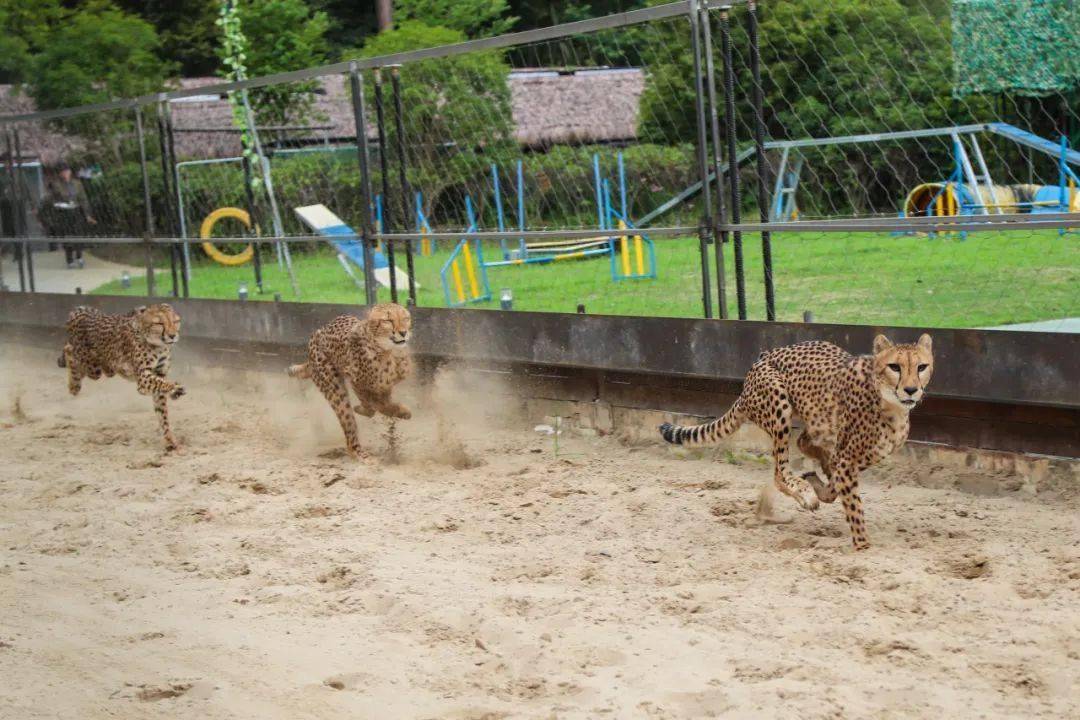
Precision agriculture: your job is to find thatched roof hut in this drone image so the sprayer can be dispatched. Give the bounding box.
[2,67,644,163]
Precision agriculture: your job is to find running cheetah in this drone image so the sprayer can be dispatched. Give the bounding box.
[58,304,186,450]
[288,303,413,460]
[660,334,934,550]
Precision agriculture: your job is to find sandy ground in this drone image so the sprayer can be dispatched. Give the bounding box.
[1,344,1078,720]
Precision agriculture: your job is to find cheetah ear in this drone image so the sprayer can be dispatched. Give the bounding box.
[872,334,893,354]
[917,333,932,352]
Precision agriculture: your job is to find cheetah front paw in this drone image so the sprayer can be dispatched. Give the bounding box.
[169,385,186,400]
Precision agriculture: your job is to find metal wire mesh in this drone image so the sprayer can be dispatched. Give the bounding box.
[0,0,1076,329]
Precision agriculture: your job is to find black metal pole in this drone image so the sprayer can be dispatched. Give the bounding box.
[163,100,189,298]
[348,64,379,305]
[699,1,728,319]
[689,5,714,319]
[719,6,747,319]
[134,106,156,297]
[241,154,264,293]
[155,102,179,298]
[748,0,775,321]
[4,130,25,292]
[12,129,33,291]
[391,66,417,305]
[373,68,398,304]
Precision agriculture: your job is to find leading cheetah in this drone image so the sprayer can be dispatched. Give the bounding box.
[660,334,934,550]
[288,303,413,460]
[58,304,186,450]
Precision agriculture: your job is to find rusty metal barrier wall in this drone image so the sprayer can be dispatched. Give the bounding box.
[1,293,1077,458]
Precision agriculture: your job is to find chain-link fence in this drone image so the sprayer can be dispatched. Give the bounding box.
[1,0,1076,331]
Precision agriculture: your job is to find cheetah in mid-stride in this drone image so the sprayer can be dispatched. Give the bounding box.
[660,334,934,550]
[288,303,413,460]
[58,304,186,450]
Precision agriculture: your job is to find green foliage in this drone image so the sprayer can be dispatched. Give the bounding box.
[27,2,172,111]
[115,0,221,76]
[0,0,63,83]
[396,0,518,37]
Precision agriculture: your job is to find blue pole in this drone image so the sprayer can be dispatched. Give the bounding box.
[618,151,627,220]
[592,153,604,230]
[466,194,476,230]
[1060,135,1068,209]
[516,159,526,257]
[492,163,507,259]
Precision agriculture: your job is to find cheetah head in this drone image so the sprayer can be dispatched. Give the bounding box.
[136,304,181,347]
[365,302,411,351]
[873,333,933,412]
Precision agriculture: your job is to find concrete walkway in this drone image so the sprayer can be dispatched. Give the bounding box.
[983,318,1080,333]
[2,249,143,295]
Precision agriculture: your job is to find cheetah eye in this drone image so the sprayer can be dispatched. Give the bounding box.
[917,363,928,372]
[887,363,901,373]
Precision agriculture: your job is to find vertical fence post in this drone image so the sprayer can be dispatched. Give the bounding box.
[134,106,157,298]
[719,5,747,319]
[689,2,714,319]
[155,101,180,298]
[349,63,379,305]
[4,129,26,292]
[747,0,775,321]
[699,1,729,320]
[373,68,398,304]
[390,66,417,305]
[162,99,190,296]
[241,154,264,293]
[11,128,33,291]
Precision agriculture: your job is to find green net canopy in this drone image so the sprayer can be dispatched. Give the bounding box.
[952,0,1080,96]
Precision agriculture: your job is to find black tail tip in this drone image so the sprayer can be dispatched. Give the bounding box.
[659,422,681,445]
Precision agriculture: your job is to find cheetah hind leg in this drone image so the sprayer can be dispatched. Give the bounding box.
[797,432,837,504]
[63,345,83,396]
[746,369,819,512]
[287,362,311,379]
[311,364,368,461]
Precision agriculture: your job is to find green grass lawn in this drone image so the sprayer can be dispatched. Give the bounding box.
[93,229,1079,328]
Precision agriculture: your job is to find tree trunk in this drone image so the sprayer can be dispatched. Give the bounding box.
[376,0,392,31]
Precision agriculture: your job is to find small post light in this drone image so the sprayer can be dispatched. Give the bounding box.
[273,292,282,303]
[120,270,131,289]
[499,287,513,311]
[238,282,248,302]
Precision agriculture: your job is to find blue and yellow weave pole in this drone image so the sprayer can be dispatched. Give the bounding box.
[414,192,434,257]
[374,195,383,251]
[601,158,657,281]
[439,196,492,307]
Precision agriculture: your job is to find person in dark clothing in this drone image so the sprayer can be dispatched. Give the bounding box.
[40,162,96,268]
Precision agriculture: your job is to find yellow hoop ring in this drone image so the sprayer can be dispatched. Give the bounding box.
[200,207,257,266]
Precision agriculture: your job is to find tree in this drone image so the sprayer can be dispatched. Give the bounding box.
[395,0,518,37]
[376,0,392,31]
[0,0,63,83]
[115,0,222,77]
[26,2,174,145]
[218,0,331,125]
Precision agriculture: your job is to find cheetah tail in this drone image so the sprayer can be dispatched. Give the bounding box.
[287,362,310,379]
[659,404,745,447]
